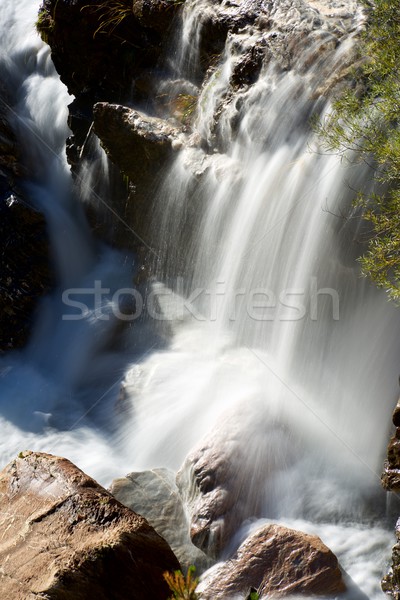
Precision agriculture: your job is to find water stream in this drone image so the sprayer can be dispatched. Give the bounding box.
[1,0,400,598]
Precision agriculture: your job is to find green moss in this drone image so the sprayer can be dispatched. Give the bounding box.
[36,8,55,45]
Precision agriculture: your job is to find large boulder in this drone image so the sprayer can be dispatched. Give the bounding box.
[198,523,346,599]
[110,467,211,573]
[177,405,300,558]
[0,451,180,599]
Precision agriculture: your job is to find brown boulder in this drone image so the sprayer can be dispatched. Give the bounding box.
[198,523,346,599]
[0,451,180,599]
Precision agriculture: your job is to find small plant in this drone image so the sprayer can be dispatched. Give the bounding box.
[82,0,134,37]
[35,8,55,44]
[174,94,198,125]
[164,565,199,600]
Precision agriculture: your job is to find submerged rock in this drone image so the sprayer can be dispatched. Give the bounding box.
[110,467,211,572]
[177,405,300,558]
[198,523,346,599]
[0,451,180,599]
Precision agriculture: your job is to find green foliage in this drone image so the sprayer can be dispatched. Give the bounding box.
[164,566,199,600]
[36,8,55,43]
[175,94,198,125]
[317,0,400,301]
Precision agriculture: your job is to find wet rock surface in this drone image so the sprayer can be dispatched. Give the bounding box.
[93,102,183,249]
[0,451,180,599]
[0,86,52,352]
[382,399,400,597]
[37,0,181,164]
[177,405,299,558]
[382,518,400,600]
[110,467,211,572]
[198,523,346,599]
[0,195,52,352]
[36,0,363,253]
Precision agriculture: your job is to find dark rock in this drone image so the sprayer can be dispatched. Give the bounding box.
[93,102,183,249]
[198,523,346,599]
[37,0,179,102]
[382,519,400,599]
[0,81,52,353]
[0,451,180,599]
[230,45,266,87]
[37,0,181,163]
[93,103,183,181]
[0,195,53,352]
[176,405,300,558]
[382,399,400,491]
[392,399,400,428]
[110,467,211,572]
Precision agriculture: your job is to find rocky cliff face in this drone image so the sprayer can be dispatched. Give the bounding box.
[381,399,400,598]
[37,0,360,254]
[0,84,52,352]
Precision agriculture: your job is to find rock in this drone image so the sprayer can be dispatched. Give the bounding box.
[0,81,52,353]
[110,467,211,573]
[198,523,346,599]
[93,103,183,182]
[382,399,400,491]
[382,519,400,599]
[37,0,179,102]
[37,0,181,167]
[93,102,184,249]
[177,405,300,558]
[0,195,53,352]
[131,0,182,33]
[382,430,400,491]
[0,451,180,599]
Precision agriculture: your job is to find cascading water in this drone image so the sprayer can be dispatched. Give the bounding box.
[1,0,400,598]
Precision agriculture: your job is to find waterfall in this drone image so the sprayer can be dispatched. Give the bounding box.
[0,0,399,598]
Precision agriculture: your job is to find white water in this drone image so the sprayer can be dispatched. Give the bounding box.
[0,1,399,598]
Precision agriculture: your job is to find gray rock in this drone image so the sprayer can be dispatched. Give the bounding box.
[110,467,211,573]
